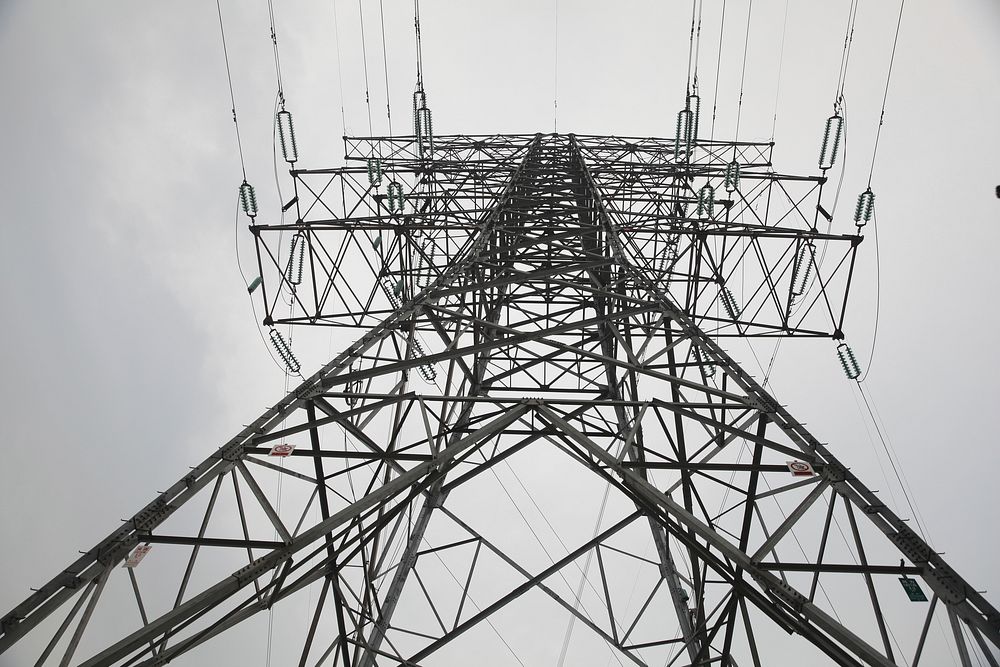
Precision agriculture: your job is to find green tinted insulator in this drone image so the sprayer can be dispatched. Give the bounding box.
[247,276,262,294]
[657,237,678,273]
[686,94,701,144]
[721,286,741,320]
[836,342,862,380]
[791,242,814,297]
[285,232,305,286]
[413,90,427,135]
[818,115,843,170]
[393,279,404,297]
[674,109,693,158]
[416,107,433,154]
[411,337,437,383]
[371,235,383,250]
[416,239,433,289]
[380,276,401,309]
[269,328,301,374]
[367,158,382,187]
[697,184,715,217]
[239,181,258,217]
[854,189,875,226]
[724,162,741,193]
[346,363,360,406]
[387,181,404,213]
[277,109,298,163]
[693,345,716,378]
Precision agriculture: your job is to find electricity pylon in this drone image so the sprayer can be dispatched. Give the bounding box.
[2,131,997,667]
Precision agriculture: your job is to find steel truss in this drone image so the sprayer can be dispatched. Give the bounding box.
[2,134,997,666]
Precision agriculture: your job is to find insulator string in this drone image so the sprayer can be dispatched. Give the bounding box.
[867,0,906,187]
[214,0,247,180]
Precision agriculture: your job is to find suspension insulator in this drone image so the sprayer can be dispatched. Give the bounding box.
[721,286,741,320]
[247,276,262,294]
[693,345,716,379]
[818,114,843,170]
[239,181,258,217]
[687,93,701,144]
[724,161,741,193]
[674,109,694,158]
[387,181,405,213]
[853,188,875,227]
[697,184,715,218]
[791,242,814,297]
[379,276,401,309]
[367,158,383,187]
[269,328,301,374]
[836,342,862,380]
[346,363,360,406]
[410,337,437,383]
[413,90,427,134]
[657,237,678,274]
[416,108,433,153]
[416,239,433,289]
[371,235,383,250]
[277,109,299,164]
[285,232,306,286]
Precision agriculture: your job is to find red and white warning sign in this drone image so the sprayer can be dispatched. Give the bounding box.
[124,544,152,568]
[786,460,815,477]
[269,443,296,457]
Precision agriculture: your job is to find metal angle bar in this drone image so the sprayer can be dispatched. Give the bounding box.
[235,461,292,544]
[76,404,530,667]
[57,567,109,667]
[534,402,895,667]
[32,578,94,667]
[750,480,830,561]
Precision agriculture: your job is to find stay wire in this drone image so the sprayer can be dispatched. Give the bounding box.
[378,0,393,135]
[414,0,425,88]
[855,381,930,542]
[358,0,374,136]
[769,0,790,142]
[867,0,906,186]
[267,0,286,107]
[331,0,347,133]
[684,0,698,93]
[857,208,881,382]
[733,0,753,142]
[834,0,859,105]
[708,0,726,142]
[214,0,247,180]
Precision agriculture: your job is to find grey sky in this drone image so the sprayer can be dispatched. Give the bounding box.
[1,1,998,665]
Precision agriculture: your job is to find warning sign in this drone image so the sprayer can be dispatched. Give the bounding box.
[786,461,815,477]
[899,576,928,602]
[269,443,296,457]
[123,544,152,569]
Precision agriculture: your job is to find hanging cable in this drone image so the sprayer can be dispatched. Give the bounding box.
[834,0,860,105]
[331,0,348,133]
[553,0,559,133]
[413,0,426,89]
[378,0,393,135]
[769,0,790,141]
[733,0,753,142]
[708,0,726,142]
[358,0,374,136]
[215,0,247,180]
[267,0,286,107]
[867,0,906,186]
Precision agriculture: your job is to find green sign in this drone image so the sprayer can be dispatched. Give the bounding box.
[899,576,928,602]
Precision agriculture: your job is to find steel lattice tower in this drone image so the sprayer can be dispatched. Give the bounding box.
[2,131,998,667]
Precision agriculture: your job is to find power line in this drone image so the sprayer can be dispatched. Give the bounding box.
[214,0,247,179]
[267,0,287,107]
[867,0,906,186]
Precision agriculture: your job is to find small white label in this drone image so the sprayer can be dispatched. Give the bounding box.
[124,544,152,568]
[786,460,815,477]
[269,443,295,457]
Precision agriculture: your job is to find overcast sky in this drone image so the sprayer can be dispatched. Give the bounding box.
[1,1,999,665]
